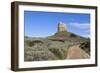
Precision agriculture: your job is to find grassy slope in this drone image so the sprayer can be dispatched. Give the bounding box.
[24,31,89,61]
[48,31,88,43]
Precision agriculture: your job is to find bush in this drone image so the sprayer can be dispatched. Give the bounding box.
[79,40,90,55]
[24,38,68,61]
[48,47,67,59]
[25,51,58,61]
[70,33,77,37]
[24,44,58,61]
[25,40,43,47]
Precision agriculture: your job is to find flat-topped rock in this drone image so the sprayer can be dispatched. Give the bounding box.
[58,22,67,32]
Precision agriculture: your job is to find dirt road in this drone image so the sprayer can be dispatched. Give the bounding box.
[66,45,90,59]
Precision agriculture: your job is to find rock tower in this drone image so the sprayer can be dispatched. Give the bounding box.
[58,22,67,32]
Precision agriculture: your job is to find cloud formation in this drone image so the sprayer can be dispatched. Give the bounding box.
[69,22,90,30]
[68,22,90,38]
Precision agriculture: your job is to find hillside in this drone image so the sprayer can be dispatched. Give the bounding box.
[24,31,90,61]
[48,31,88,44]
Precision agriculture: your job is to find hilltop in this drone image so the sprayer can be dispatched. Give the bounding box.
[48,31,88,44]
[24,22,90,61]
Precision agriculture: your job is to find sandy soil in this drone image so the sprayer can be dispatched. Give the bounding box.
[66,45,90,59]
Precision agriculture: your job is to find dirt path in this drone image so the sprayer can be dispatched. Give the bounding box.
[66,45,90,59]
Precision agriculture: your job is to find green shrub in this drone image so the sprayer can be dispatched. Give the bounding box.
[24,44,58,61]
[24,38,69,61]
[25,40,43,47]
[48,47,67,59]
[79,40,90,55]
[55,31,70,36]
[70,33,77,37]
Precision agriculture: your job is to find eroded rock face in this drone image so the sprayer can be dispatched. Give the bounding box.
[58,22,67,32]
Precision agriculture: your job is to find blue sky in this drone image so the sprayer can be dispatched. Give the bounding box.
[24,11,90,38]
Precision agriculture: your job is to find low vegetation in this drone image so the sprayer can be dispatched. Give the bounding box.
[79,40,90,55]
[24,31,90,61]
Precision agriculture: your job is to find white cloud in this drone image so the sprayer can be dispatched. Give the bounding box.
[69,22,90,30]
[68,22,90,38]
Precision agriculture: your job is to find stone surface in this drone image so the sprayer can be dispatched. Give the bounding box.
[58,22,67,32]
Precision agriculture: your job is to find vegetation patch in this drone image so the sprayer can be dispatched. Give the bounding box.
[24,31,90,61]
[79,40,90,55]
